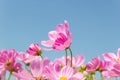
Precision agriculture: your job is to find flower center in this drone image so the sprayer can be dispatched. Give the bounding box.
[36,51,42,56]
[60,76,67,80]
[36,77,41,80]
[6,61,12,66]
[116,58,120,62]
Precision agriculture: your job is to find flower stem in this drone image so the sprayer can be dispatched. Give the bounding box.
[100,72,104,80]
[65,49,68,66]
[4,71,6,80]
[68,47,72,67]
[40,55,43,60]
[8,72,12,80]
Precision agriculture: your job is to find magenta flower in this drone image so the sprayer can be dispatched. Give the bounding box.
[41,20,72,50]
[26,43,42,56]
[86,56,107,72]
[0,49,20,72]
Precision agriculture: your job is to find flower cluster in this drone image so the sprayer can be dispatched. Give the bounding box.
[0,21,120,80]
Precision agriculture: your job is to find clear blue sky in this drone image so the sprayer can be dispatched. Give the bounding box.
[0,0,120,62]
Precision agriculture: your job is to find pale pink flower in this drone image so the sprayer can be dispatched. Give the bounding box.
[72,55,85,68]
[17,52,42,65]
[102,63,120,78]
[53,55,84,69]
[13,59,46,80]
[41,20,72,50]
[44,65,85,80]
[103,48,120,65]
[26,43,42,56]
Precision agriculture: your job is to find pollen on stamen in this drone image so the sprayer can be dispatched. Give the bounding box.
[60,76,67,80]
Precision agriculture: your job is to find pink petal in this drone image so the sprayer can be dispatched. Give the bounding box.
[61,66,73,78]
[13,70,34,80]
[117,48,120,58]
[56,20,69,35]
[30,59,43,77]
[103,53,117,62]
[48,31,58,40]
[69,72,85,80]
[74,55,85,67]
[41,40,54,47]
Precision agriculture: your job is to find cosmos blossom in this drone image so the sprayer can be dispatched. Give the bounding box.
[44,65,85,80]
[103,48,120,65]
[13,58,47,80]
[41,20,72,50]
[1,20,120,80]
[86,56,107,72]
[102,63,120,78]
[0,49,21,73]
[26,43,42,56]
[53,55,85,69]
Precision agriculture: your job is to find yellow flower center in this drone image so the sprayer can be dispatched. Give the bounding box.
[60,64,63,68]
[6,61,12,66]
[60,76,67,80]
[36,51,42,56]
[36,77,41,80]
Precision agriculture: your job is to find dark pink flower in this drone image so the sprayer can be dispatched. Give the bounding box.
[0,49,20,72]
[86,56,107,72]
[41,20,72,50]
[26,43,42,56]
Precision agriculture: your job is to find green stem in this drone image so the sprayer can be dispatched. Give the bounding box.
[100,72,104,80]
[68,47,73,67]
[8,72,12,80]
[92,74,96,80]
[40,55,43,60]
[65,49,68,66]
[4,71,6,80]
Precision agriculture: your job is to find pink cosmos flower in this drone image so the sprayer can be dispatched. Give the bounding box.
[0,49,21,73]
[103,48,120,65]
[17,52,42,65]
[26,43,42,56]
[13,58,47,80]
[72,55,85,68]
[53,55,84,72]
[41,20,72,50]
[44,65,85,80]
[102,63,120,78]
[86,56,107,72]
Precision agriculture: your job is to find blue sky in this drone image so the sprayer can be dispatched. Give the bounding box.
[0,0,120,62]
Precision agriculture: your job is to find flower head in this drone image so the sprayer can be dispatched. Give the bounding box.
[41,20,72,51]
[0,49,20,72]
[86,56,107,72]
[26,43,42,56]
[13,58,47,80]
[103,48,120,65]
[44,65,85,80]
